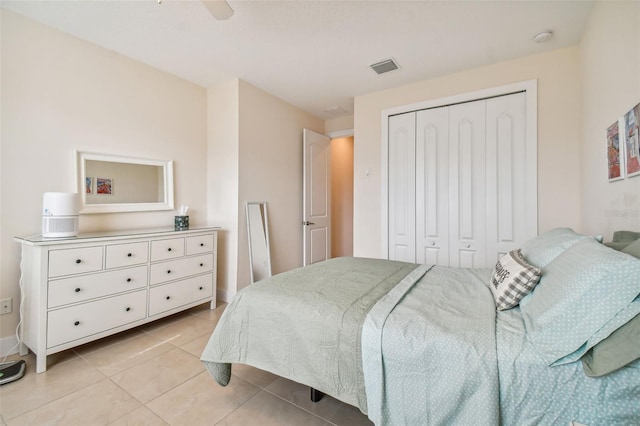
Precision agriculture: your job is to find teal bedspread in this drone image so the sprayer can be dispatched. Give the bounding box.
[200,257,419,411]
[497,306,640,425]
[202,257,640,425]
[362,266,499,426]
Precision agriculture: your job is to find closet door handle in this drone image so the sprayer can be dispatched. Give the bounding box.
[303,221,315,226]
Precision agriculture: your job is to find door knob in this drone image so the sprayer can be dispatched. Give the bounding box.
[303,221,315,226]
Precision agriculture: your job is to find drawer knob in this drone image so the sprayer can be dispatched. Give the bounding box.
[167,248,172,252]
[125,307,131,312]
[200,243,204,247]
[200,263,204,267]
[167,270,172,274]
[466,244,471,248]
[74,321,80,326]
[199,286,203,290]
[75,259,82,264]
[127,253,132,257]
[126,278,132,283]
[74,288,81,293]
[166,296,171,300]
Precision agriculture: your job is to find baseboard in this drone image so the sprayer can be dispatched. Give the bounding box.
[0,335,19,357]
[216,288,235,304]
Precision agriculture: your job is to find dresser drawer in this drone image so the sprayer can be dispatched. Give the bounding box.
[148,274,213,317]
[150,238,184,262]
[47,290,147,348]
[48,246,104,278]
[150,253,214,285]
[48,266,148,308]
[186,234,215,255]
[106,242,149,269]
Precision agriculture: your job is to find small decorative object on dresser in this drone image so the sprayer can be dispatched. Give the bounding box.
[14,226,219,373]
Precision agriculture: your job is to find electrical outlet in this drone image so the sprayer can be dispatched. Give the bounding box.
[0,298,12,315]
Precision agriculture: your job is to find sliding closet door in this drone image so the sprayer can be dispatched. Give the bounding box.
[415,107,449,265]
[485,92,529,263]
[448,101,487,268]
[388,112,416,262]
[386,90,535,268]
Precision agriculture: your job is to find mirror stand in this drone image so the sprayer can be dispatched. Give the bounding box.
[246,201,272,283]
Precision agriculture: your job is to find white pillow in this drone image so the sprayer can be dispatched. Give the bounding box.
[490,249,542,310]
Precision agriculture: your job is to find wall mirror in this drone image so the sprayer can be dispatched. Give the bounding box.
[76,151,174,214]
[246,201,272,283]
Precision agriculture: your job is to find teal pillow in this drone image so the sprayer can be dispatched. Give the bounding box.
[520,238,640,366]
[622,239,640,259]
[520,227,593,268]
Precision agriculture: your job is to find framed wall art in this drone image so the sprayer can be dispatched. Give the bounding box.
[607,119,624,182]
[85,176,93,194]
[623,102,640,178]
[96,177,113,195]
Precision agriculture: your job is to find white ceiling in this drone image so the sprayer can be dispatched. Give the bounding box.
[1,0,595,119]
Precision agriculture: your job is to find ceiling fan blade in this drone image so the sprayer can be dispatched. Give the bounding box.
[202,0,234,20]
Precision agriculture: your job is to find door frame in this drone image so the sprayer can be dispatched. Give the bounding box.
[380,79,538,259]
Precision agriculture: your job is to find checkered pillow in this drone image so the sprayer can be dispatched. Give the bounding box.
[490,249,542,310]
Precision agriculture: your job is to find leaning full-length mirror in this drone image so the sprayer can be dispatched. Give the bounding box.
[76,151,174,214]
[246,201,272,283]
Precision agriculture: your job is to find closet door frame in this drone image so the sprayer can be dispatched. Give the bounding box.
[381,79,538,259]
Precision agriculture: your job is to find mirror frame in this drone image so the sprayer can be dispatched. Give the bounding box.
[76,151,174,214]
[245,201,272,283]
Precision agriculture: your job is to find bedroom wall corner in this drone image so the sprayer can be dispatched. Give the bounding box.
[579,0,640,241]
[236,80,324,292]
[206,79,240,303]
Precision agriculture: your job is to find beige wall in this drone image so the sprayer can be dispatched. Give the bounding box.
[1,11,207,340]
[331,136,354,257]
[353,47,582,258]
[207,80,324,299]
[237,81,324,292]
[580,1,640,240]
[206,80,240,302]
[325,115,354,134]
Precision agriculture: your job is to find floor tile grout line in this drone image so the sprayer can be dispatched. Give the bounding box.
[260,386,342,425]
[211,381,265,426]
[0,352,108,422]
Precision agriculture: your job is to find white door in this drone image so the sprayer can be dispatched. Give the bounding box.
[388,112,416,262]
[303,129,331,266]
[448,101,487,268]
[485,92,529,264]
[416,107,449,265]
[386,92,533,268]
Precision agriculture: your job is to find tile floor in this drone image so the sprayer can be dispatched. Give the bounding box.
[0,302,373,426]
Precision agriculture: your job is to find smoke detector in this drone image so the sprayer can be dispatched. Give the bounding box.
[533,31,553,43]
[324,106,349,116]
[370,58,399,75]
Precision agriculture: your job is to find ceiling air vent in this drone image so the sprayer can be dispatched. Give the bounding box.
[370,58,399,75]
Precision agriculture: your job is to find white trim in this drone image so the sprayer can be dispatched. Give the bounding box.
[326,129,354,139]
[381,79,539,257]
[76,150,175,214]
[0,335,20,357]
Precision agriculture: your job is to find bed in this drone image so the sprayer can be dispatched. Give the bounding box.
[201,228,640,425]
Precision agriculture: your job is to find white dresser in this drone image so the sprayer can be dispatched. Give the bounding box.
[14,226,219,373]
